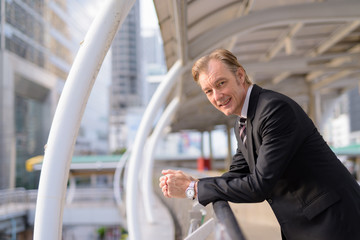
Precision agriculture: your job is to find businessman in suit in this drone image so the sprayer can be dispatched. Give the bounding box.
[159,49,360,239]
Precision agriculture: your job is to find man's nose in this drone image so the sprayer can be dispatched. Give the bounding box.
[213,90,223,101]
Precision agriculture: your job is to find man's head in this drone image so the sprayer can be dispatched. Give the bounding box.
[192,49,252,116]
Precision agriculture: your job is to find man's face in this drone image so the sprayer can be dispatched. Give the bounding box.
[198,59,248,116]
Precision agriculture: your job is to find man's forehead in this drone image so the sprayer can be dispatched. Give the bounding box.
[198,71,215,88]
[199,60,225,81]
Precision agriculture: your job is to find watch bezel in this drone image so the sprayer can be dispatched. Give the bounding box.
[186,188,195,199]
[185,181,196,199]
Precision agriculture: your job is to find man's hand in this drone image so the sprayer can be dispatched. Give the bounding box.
[159,169,197,198]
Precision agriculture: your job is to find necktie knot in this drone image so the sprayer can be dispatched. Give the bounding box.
[239,117,246,126]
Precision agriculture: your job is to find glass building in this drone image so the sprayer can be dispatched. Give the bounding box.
[0,0,109,189]
[109,1,142,152]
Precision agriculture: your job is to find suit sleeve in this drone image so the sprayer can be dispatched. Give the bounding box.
[198,99,305,206]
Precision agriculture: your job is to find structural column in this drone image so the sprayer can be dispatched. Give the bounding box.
[208,130,213,170]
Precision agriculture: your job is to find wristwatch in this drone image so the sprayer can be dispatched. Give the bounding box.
[185,181,196,200]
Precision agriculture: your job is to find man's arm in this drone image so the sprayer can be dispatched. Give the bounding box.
[197,99,306,206]
[222,148,250,178]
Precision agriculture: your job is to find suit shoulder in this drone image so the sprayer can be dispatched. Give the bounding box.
[258,88,299,108]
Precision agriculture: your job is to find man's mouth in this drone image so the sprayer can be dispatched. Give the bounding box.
[219,98,231,107]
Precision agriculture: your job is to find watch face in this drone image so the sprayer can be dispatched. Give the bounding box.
[186,189,195,199]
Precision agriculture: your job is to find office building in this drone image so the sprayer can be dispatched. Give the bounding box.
[0,0,109,189]
[109,1,142,152]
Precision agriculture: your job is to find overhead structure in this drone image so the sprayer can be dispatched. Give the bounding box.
[153,0,360,130]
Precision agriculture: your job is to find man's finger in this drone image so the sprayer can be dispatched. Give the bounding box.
[161,169,176,175]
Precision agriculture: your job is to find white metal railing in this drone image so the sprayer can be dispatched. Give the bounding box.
[142,97,180,223]
[0,188,116,209]
[126,60,184,239]
[185,202,214,240]
[113,150,131,217]
[184,200,246,240]
[66,187,115,203]
[0,188,28,206]
[0,188,36,220]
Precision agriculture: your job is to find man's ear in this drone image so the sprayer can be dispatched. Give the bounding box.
[236,67,245,83]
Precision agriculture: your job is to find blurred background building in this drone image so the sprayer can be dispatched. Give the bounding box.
[108,0,142,153]
[0,0,110,190]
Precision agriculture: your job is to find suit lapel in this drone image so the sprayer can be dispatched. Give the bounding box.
[245,84,262,173]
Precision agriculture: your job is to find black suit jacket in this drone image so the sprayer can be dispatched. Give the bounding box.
[198,85,360,239]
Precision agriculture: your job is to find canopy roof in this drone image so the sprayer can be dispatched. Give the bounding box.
[153,0,360,132]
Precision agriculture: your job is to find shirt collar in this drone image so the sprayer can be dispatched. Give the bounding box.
[240,84,253,119]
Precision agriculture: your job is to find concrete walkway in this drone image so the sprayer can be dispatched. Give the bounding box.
[139,191,175,240]
[230,201,281,240]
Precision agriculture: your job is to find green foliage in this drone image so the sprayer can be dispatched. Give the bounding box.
[112,148,127,155]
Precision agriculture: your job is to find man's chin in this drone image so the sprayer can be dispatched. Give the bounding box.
[221,110,232,116]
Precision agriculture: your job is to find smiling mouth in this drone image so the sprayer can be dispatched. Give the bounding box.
[219,98,231,107]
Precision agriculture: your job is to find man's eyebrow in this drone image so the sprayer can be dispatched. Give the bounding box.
[214,78,226,84]
[201,87,209,92]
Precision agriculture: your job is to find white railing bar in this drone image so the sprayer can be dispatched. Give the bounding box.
[126,60,184,239]
[113,148,131,218]
[142,97,180,223]
[33,0,135,239]
[184,218,215,240]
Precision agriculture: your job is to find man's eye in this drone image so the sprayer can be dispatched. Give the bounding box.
[216,81,224,88]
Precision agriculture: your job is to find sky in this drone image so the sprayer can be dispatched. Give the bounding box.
[139,0,159,31]
[74,0,159,31]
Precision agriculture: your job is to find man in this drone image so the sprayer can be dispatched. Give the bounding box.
[159,49,360,239]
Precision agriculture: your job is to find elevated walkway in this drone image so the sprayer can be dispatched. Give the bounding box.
[1,169,282,239]
[154,167,281,240]
[139,191,174,240]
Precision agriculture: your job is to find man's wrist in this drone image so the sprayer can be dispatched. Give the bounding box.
[185,180,197,200]
[194,181,199,201]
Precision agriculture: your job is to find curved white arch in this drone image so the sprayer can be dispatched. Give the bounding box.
[142,96,180,223]
[126,60,184,239]
[33,0,135,239]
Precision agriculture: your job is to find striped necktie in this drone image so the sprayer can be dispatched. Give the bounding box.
[239,118,247,148]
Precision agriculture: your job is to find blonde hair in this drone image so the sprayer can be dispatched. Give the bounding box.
[192,49,252,84]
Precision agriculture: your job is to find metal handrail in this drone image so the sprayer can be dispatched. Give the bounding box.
[185,202,214,240]
[213,200,246,240]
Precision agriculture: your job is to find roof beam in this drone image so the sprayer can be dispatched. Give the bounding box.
[273,20,359,85]
[243,54,360,73]
[306,44,360,82]
[272,72,291,84]
[261,23,303,62]
[227,0,254,51]
[173,0,188,64]
[262,23,303,84]
[308,21,360,57]
[311,70,352,91]
[189,0,360,60]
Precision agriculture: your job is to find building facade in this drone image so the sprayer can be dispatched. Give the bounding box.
[109,1,142,152]
[0,0,109,189]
